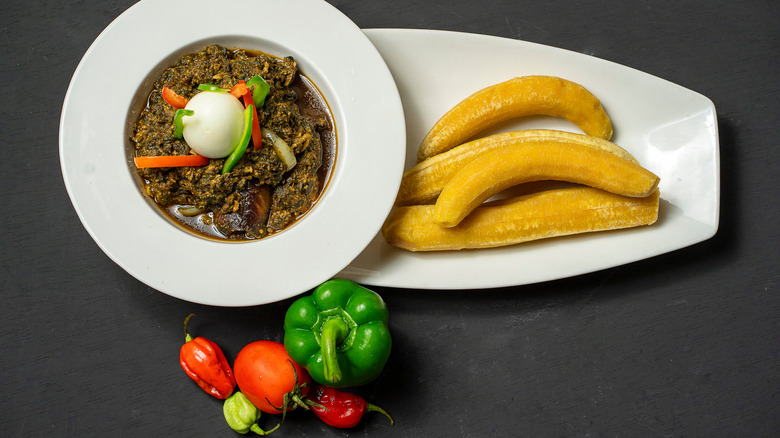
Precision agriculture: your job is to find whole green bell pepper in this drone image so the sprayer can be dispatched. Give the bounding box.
[283,279,391,388]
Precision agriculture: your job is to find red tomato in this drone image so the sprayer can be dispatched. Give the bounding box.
[233,340,311,414]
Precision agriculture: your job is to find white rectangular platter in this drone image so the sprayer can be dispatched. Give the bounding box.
[339,29,719,290]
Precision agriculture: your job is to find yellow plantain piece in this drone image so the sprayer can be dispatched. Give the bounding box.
[434,141,660,228]
[397,129,637,206]
[417,75,613,162]
[382,187,660,251]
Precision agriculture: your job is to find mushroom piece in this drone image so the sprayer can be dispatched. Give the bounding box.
[214,183,272,239]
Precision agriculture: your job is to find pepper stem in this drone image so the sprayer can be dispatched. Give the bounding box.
[250,422,280,436]
[183,313,196,342]
[367,403,395,426]
[320,317,349,384]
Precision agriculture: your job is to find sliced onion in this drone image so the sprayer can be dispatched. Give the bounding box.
[261,128,297,170]
[177,205,205,217]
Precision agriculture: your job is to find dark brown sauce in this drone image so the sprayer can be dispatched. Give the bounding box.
[290,74,337,199]
[155,50,337,242]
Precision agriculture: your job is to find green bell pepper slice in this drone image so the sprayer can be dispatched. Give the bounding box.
[173,109,193,139]
[245,75,270,107]
[197,83,227,92]
[221,104,254,174]
[283,279,392,388]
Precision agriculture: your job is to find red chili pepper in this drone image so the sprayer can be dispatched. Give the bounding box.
[236,80,263,150]
[162,86,189,109]
[308,385,394,428]
[228,82,249,99]
[179,314,236,399]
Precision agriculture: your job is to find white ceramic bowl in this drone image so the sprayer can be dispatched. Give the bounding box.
[60,0,406,306]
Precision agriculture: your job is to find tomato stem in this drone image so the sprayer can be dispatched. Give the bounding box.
[264,360,312,423]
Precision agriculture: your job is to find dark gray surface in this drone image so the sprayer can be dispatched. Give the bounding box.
[2,0,778,436]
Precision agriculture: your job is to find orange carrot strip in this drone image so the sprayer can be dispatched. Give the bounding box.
[134,155,210,168]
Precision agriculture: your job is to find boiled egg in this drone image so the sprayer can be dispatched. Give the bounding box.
[181,91,246,158]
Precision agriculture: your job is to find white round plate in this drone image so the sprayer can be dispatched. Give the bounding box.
[59,0,405,306]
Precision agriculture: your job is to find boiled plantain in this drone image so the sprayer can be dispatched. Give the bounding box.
[397,129,637,206]
[383,187,660,251]
[434,141,659,227]
[417,75,613,162]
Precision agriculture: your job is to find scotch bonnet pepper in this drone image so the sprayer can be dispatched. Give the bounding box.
[179,314,236,399]
[309,385,394,428]
[283,279,391,387]
[223,391,279,435]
